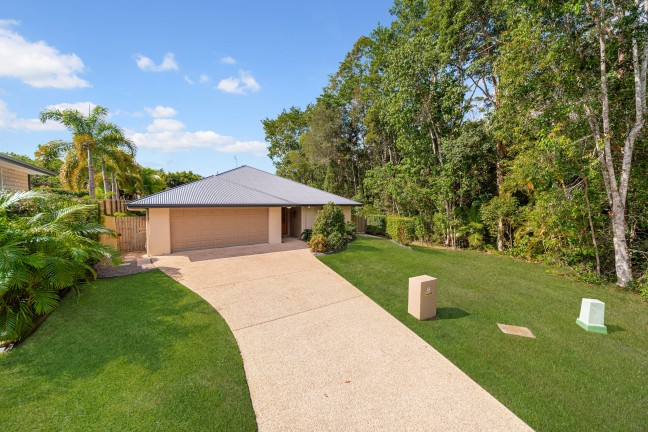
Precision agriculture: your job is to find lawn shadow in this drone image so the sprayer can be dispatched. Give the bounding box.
[0,270,218,411]
[349,244,380,252]
[436,307,470,320]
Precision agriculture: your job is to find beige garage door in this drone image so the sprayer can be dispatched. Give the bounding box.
[170,208,268,252]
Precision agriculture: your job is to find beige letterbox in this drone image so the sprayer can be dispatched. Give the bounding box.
[408,275,437,320]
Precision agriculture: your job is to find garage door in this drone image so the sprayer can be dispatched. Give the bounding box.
[170,208,268,252]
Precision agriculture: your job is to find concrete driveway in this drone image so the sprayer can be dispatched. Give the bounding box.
[153,239,531,431]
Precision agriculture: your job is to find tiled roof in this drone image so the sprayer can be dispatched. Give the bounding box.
[128,165,361,208]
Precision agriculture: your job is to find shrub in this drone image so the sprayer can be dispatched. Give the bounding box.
[328,232,346,252]
[300,228,313,241]
[0,191,119,342]
[386,215,416,245]
[308,234,329,253]
[345,221,357,241]
[312,202,346,238]
[366,214,386,235]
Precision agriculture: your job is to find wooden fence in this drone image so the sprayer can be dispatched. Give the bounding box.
[101,215,146,252]
[353,215,366,233]
[98,199,128,215]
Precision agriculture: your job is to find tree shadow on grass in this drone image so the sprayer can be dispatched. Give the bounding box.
[436,307,470,320]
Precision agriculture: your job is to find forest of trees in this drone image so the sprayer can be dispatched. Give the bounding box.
[263,0,648,291]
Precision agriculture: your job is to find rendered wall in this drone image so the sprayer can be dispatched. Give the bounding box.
[268,207,282,244]
[147,208,171,256]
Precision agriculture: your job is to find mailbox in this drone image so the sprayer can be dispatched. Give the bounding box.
[408,275,437,320]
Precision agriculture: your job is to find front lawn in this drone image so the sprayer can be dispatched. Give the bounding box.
[319,236,648,432]
[0,270,257,431]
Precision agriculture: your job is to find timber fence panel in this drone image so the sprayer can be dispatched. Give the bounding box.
[353,215,366,233]
[116,216,147,252]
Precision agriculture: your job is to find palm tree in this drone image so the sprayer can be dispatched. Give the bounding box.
[40,106,134,199]
[0,190,119,341]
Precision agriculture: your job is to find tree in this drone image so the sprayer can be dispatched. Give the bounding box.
[0,190,118,341]
[40,106,132,199]
[161,170,202,189]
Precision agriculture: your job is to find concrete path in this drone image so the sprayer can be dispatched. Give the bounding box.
[153,239,531,431]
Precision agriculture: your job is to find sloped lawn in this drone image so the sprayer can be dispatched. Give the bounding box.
[0,270,257,431]
[319,236,648,432]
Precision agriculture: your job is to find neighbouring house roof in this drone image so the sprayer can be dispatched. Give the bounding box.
[128,165,361,208]
[0,153,56,176]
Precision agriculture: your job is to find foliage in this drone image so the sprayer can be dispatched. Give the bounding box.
[161,170,202,189]
[0,191,118,342]
[300,228,313,241]
[386,215,416,245]
[312,202,346,238]
[307,234,329,253]
[345,221,357,241]
[365,214,386,236]
[327,231,347,252]
[40,106,135,199]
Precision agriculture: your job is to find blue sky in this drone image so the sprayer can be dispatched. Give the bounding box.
[0,1,392,176]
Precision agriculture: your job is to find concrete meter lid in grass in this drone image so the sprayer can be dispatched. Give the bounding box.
[576,298,608,334]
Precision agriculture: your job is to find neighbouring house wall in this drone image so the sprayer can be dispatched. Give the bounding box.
[0,166,29,191]
[268,207,282,244]
[147,208,171,256]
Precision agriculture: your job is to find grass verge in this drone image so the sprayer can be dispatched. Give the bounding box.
[0,270,257,431]
[319,235,647,431]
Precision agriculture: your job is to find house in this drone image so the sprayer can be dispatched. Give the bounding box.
[0,153,56,192]
[128,165,361,256]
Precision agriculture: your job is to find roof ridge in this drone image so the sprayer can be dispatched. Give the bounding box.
[245,164,356,200]
[217,175,295,205]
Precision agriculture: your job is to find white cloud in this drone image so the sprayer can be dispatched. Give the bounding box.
[145,105,177,118]
[0,20,89,88]
[0,100,64,131]
[220,56,236,65]
[146,118,185,133]
[46,101,97,114]
[199,74,210,84]
[216,70,260,94]
[130,118,267,156]
[135,52,178,72]
[184,74,194,85]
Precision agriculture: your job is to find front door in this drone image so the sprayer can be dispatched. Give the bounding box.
[281,208,288,236]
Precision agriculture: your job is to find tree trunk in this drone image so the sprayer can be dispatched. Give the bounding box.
[87,149,95,199]
[495,141,505,251]
[583,178,601,276]
[611,202,633,286]
[101,157,109,197]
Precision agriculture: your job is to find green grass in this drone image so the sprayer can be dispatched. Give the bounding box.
[319,236,648,432]
[0,270,257,432]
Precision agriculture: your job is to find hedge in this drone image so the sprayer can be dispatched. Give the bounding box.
[366,215,386,235]
[386,215,416,245]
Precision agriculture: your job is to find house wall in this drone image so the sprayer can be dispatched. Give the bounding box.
[290,207,302,238]
[0,165,30,191]
[342,206,352,223]
[147,208,171,256]
[298,205,353,234]
[268,207,282,244]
